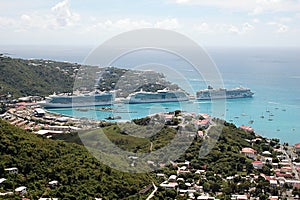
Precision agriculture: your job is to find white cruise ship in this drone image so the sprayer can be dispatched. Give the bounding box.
[39,91,113,108]
[196,86,254,100]
[125,89,189,104]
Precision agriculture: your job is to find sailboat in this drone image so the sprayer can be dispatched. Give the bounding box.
[260,112,265,119]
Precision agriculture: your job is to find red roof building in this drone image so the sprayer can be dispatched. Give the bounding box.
[252,161,264,169]
[241,148,257,159]
[239,126,254,133]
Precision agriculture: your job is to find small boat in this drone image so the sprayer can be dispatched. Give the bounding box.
[105,116,122,120]
[248,120,254,124]
[276,129,280,132]
[241,113,247,116]
[234,116,239,119]
[282,109,286,111]
[76,108,89,112]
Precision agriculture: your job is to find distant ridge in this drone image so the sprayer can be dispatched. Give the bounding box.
[0,55,180,98]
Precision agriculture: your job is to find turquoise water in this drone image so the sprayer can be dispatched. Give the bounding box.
[1,45,300,144]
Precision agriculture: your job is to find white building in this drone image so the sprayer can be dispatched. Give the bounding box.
[4,167,18,174]
[15,186,27,195]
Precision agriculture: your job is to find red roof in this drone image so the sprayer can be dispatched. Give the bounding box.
[240,126,254,132]
[252,161,263,165]
[242,148,257,154]
[295,143,300,148]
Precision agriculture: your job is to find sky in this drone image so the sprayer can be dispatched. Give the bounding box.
[0,0,300,47]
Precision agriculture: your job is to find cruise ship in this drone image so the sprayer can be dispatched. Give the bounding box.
[125,89,189,104]
[196,86,254,100]
[39,91,113,108]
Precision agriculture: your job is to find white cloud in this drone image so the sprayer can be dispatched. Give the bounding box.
[253,18,260,23]
[249,7,264,15]
[87,18,180,32]
[169,0,300,14]
[51,0,80,27]
[155,18,180,30]
[194,22,254,35]
[194,22,211,33]
[268,22,289,33]
[0,16,16,28]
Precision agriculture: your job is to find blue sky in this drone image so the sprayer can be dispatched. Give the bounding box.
[0,0,299,46]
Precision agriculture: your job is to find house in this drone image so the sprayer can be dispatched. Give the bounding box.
[160,181,178,189]
[49,180,58,187]
[0,178,6,184]
[231,195,247,200]
[197,131,204,138]
[270,180,278,188]
[239,126,254,133]
[15,186,27,195]
[195,119,210,129]
[168,175,177,182]
[164,114,174,122]
[33,108,46,117]
[295,143,300,153]
[262,151,272,156]
[252,161,264,169]
[197,195,215,200]
[199,113,210,119]
[285,180,300,188]
[5,167,18,174]
[241,148,257,159]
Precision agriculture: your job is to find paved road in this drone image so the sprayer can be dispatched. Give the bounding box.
[146,182,158,200]
[282,145,299,180]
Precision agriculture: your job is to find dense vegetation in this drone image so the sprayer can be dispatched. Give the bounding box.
[0,120,153,199]
[0,55,76,97]
[0,55,180,99]
[0,101,282,199]
[53,119,282,199]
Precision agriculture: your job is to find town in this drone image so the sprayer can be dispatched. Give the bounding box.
[1,100,300,199]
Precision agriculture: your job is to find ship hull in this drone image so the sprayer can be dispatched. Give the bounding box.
[128,97,189,104]
[196,95,253,100]
[39,101,112,108]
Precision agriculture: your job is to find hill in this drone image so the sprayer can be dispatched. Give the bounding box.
[0,119,153,199]
[53,118,283,199]
[0,55,180,99]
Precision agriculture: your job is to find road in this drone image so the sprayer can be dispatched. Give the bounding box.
[281,145,299,180]
[146,182,158,200]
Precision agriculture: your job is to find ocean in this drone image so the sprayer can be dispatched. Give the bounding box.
[1,45,300,144]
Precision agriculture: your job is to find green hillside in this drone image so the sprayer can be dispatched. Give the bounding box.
[0,56,76,98]
[0,55,181,99]
[0,119,153,199]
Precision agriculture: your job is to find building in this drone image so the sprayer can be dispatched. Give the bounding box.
[241,148,257,159]
[15,186,27,195]
[194,119,210,129]
[295,143,300,153]
[0,178,6,184]
[231,195,247,200]
[252,161,264,169]
[239,126,254,133]
[4,167,18,174]
[49,180,58,187]
[270,180,278,188]
[168,175,177,182]
[33,108,46,117]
